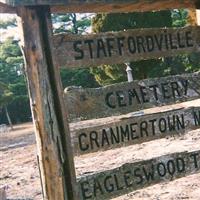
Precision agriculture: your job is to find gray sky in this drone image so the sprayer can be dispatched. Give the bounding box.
[0,14,18,40]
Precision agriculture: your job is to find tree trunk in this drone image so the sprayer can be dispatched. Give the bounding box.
[5,106,13,130]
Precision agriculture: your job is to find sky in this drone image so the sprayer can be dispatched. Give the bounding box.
[0,13,18,40]
[0,11,200,41]
[0,13,93,41]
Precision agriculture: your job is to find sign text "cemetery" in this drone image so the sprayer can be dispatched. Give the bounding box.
[65,72,200,120]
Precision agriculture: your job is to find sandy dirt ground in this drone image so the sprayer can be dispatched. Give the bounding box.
[0,100,200,200]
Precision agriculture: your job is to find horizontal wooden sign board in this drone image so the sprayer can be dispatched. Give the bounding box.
[65,72,200,120]
[77,149,200,200]
[72,106,200,155]
[0,2,15,13]
[53,26,200,68]
[1,0,198,13]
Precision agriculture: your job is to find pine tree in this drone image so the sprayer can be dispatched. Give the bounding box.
[91,10,200,86]
[0,38,31,124]
[52,13,99,88]
[91,11,172,85]
[0,81,14,129]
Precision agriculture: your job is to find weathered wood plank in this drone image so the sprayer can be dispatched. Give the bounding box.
[0,0,199,13]
[65,72,200,121]
[0,2,16,13]
[53,26,200,68]
[77,149,200,200]
[72,106,200,155]
[17,6,78,200]
[52,1,199,13]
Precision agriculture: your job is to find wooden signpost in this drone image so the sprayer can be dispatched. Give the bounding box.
[72,106,200,155]
[54,26,200,68]
[78,150,200,200]
[0,1,199,200]
[1,0,199,13]
[17,6,78,200]
[65,72,200,120]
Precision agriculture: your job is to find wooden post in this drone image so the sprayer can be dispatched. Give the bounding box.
[17,6,78,200]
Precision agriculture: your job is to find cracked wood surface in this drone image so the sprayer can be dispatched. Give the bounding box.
[53,26,200,68]
[0,0,199,13]
[18,6,78,200]
[77,149,200,200]
[71,106,200,155]
[64,72,200,121]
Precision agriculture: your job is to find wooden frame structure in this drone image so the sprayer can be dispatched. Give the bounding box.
[0,1,200,200]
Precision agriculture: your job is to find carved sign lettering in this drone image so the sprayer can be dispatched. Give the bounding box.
[65,72,200,120]
[54,26,200,68]
[78,150,200,200]
[72,107,200,155]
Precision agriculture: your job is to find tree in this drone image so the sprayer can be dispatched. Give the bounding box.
[0,15,98,125]
[162,9,200,76]
[60,68,99,88]
[91,11,173,85]
[52,13,92,34]
[52,13,99,88]
[0,38,23,83]
[0,38,31,124]
[91,10,200,86]
[0,81,14,129]
[0,17,16,29]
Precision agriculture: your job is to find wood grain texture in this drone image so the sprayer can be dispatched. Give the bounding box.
[0,2,16,13]
[72,106,200,155]
[0,0,198,13]
[64,72,200,121]
[17,6,78,200]
[53,26,200,68]
[52,1,199,13]
[77,150,200,200]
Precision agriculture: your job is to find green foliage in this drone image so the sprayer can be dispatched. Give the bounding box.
[53,13,99,88]
[91,11,172,85]
[0,38,31,124]
[52,13,91,34]
[91,64,127,85]
[91,10,200,86]
[60,68,99,88]
[92,11,172,33]
[0,82,13,107]
[6,95,31,123]
[0,18,16,29]
[171,9,188,27]
[0,81,7,90]
[0,39,24,84]
[0,15,97,124]
[169,10,200,75]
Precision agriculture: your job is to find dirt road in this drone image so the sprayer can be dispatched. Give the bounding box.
[1,100,200,200]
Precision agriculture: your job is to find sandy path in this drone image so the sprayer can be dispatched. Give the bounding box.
[0,100,200,200]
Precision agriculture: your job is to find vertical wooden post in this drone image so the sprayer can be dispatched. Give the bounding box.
[17,6,78,200]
